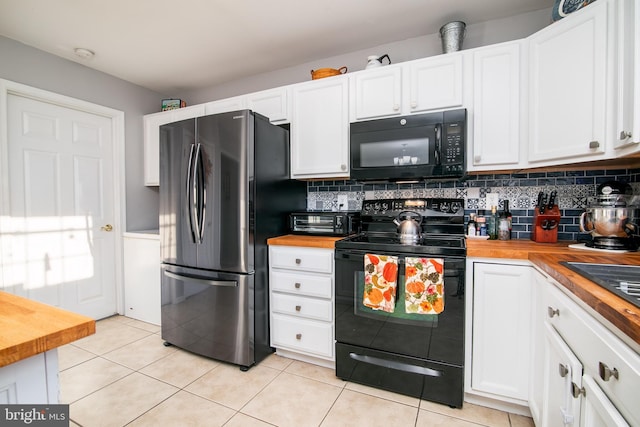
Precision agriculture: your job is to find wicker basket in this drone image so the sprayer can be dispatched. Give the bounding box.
[311,66,347,80]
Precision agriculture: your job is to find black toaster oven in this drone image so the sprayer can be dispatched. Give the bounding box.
[289,211,360,236]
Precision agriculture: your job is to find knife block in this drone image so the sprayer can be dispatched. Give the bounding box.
[531,206,561,243]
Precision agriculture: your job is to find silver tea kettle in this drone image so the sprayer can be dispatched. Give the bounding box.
[393,211,422,243]
[366,54,391,69]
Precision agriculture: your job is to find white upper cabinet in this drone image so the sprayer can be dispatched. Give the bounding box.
[613,0,640,154]
[290,76,349,179]
[527,0,611,165]
[405,53,464,113]
[143,104,205,186]
[467,41,526,171]
[246,87,290,123]
[350,65,402,121]
[204,95,246,115]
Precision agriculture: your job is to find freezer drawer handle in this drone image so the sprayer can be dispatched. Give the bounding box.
[348,352,442,377]
[164,270,238,287]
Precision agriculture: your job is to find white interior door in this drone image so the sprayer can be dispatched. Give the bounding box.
[2,92,117,319]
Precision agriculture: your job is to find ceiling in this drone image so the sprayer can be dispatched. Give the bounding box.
[0,0,554,95]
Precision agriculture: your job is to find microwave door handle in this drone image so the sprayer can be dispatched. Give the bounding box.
[434,123,442,166]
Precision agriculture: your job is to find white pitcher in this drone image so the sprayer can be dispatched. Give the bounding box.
[365,54,391,69]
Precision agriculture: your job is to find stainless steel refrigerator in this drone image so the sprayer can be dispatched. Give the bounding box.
[159,110,306,370]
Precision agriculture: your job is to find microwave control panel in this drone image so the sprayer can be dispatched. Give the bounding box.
[441,122,464,174]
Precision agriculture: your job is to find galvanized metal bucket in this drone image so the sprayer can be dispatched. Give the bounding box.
[439,21,466,53]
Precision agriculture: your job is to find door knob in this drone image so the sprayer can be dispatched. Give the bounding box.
[101,224,113,232]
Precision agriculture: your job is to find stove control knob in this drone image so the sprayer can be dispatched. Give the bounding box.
[450,202,462,213]
[381,202,389,212]
[440,202,450,212]
[374,202,381,212]
[363,203,371,213]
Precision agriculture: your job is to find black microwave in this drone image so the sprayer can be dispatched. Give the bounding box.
[349,109,466,182]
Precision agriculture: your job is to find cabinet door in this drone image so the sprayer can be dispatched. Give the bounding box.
[204,96,247,115]
[471,262,532,401]
[290,77,349,179]
[469,42,524,171]
[580,375,630,427]
[350,66,402,120]
[529,270,546,426]
[528,0,609,164]
[123,235,161,325]
[143,112,174,186]
[614,0,640,153]
[143,105,205,186]
[247,87,289,123]
[542,322,583,427]
[406,54,463,113]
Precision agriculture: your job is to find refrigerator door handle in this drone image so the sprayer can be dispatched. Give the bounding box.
[186,143,198,243]
[195,143,206,243]
[191,143,203,244]
[164,270,238,287]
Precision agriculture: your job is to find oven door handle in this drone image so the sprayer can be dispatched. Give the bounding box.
[349,352,443,377]
[336,251,406,264]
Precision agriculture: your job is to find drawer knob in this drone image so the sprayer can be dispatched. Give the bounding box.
[295,333,302,340]
[547,306,559,318]
[294,282,301,289]
[295,258,301,265]
[559,363,569,378]
[571,382,585,398]
[599,362,619,381]
[589,140,600,149]
[295,305,301,312]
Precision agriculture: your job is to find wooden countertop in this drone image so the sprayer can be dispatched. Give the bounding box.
[529,252,640,347]
[269,235,640,345]
[466,238,574,259]
[0,292,95,367]
[267,234,344,249]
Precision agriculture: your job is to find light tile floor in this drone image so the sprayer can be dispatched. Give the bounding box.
[59,315,535,427]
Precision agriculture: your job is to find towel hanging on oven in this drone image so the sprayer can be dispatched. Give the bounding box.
[363,254,398,313]
[405,257,445,314]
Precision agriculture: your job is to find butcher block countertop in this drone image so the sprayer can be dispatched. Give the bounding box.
[529,251,640,347]
[267,234,344,249]
[268,235,640,347]
[467,239,640,347]
[0,291,95,367]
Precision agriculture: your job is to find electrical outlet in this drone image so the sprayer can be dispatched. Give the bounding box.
[337,195,348,211]
[486,193,500,209]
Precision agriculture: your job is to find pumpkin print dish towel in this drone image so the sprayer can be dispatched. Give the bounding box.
[363,254,398,312]
[405,257,444,314]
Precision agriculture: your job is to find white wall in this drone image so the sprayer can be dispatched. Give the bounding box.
[183,8,551,104]
[0,35,164,231]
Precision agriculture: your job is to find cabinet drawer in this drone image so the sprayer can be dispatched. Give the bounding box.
[271,313,333,358]
[545,283,640,426]
[271,293,332,321]
[270,246,333,273]
[270,270,332,299]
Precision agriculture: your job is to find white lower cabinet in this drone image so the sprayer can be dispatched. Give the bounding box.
[268,245,334,367]
[123,232,160,325]
[536,269,639,426]
[466,259,533,408]
[0,351,59,404]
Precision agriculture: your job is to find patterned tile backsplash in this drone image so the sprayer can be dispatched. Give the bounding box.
[307,168,640,241]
